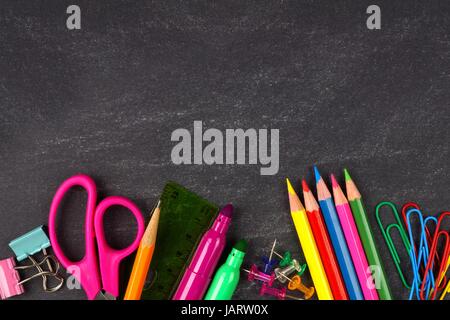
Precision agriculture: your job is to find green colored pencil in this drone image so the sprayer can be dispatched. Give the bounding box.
[344,169,393,300]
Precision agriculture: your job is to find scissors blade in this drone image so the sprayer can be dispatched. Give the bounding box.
[94,291,117,300]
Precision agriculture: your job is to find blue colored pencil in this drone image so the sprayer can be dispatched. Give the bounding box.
[314,166,363,300]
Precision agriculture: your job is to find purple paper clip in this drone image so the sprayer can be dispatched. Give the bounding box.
[0,257,25,300]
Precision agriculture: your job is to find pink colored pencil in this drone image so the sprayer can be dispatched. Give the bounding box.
[331,175,379,300]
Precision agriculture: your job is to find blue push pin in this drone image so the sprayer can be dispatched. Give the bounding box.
[261,239,279,273]
[261,256,278,274]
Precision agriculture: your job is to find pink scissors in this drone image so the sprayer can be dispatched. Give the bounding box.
[48,174,145,300]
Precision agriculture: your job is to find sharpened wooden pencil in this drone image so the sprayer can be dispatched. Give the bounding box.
[315,166,363,300]
[332,174,378,300]
[344,168,392,300]
[124,201,161,300]
[286,178,333,300]
[302,179,345,300]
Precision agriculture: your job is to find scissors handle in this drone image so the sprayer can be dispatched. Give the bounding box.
[94,196,145,298]
[48,174,102,300]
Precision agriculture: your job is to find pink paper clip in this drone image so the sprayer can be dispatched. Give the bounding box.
[0,258,25,300]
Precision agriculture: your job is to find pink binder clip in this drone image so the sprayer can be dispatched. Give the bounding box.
[0,257,25,300]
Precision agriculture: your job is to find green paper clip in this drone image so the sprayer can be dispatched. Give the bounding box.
[9,226,51,262]
[375,201,412,289]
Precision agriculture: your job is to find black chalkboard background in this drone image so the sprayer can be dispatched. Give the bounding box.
[0,0,449,300]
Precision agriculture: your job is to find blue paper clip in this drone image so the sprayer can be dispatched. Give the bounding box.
[9,226,50,262]
[8,226,64,292]
[405,208,437,300]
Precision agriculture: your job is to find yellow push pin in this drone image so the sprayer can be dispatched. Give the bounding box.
[287,275,315,300]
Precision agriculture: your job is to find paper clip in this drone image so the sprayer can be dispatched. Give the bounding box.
[375,201,412,288]
[0,256,59,300]
[404,207,437,300]
[9,226,64,292]
[421,211,450,300]
[0,257,24,299]
[401,203,440,264]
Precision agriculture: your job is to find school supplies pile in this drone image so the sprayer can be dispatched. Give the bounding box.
[3,169,447,301]
[0,226,63,299]
[242,239,314,300]
[286,167,390,300]
[45,175,245,301]
[376,201,450,300]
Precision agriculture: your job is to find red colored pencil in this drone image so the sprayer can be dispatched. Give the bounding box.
[302,180,347,300]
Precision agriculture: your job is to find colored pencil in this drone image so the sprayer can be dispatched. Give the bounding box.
[344,168,392,300]
[302,179,346,300]
[286,179,333,300]
[439,273,450,300]
[124,201,161,300]
[331,174,379,300]
[314,167,363,300]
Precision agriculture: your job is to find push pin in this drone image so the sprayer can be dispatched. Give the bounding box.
[287,275,315,299]
[272,245,307,276]
[9,226,64,292]
[261,256,278,274]
[274,259,302,283]
[273,250,292,267]
[270,240,292,267]
[259,282,303,300]
[243,264,275,286]
[261,239,279,273]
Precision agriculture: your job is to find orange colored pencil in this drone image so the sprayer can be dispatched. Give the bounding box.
[124,201,160,300]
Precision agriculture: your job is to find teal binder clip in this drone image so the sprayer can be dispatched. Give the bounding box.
[9,226,50,262]
[8,226,64,292]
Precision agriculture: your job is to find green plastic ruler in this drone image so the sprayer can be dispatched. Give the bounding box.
[141,181,218,300]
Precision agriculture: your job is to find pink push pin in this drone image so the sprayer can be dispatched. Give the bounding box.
[259,282,303,300]
[243,264,275,286]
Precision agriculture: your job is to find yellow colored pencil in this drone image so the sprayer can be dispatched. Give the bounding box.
[286,178,333,300]
[124,201,161,300]
[439,257,450,300]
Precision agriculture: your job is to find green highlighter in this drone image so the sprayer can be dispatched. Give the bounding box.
[204,240,247,300]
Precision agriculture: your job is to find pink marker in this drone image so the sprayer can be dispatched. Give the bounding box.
[172,204,233,300]
[331,175,379,300]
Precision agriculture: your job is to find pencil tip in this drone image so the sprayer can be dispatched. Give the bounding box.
[301,180,310,192]
[313,166,321,183]
[286,178,295,194]
[330,174,338,188]
[344,168,352,182]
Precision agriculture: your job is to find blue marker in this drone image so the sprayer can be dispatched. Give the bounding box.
[314,166,363,300]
